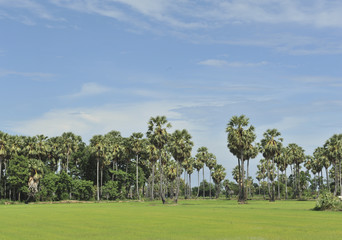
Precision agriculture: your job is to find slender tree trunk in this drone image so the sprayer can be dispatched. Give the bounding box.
[271,158,275,201]
[197,170,200,198]
[203,167,205,199]
[66,149,70,173]
[151,163,155,200]
[239,152,245,203]
[277,166,280,199]
[267,159,271,200]
[297,164,301,199]
[334,162,338,196]
[189,173,192,199]
[160,159,166,204]
[184,171,187,198]
[285,168,288,200]
[339,159,342,196]
[247,159,250,199]
[100,165,103,197]
[96,157,100,201]
[136,155,140,200]
[326,167,330,191]
[175,162,181,203]
[238,158,241,199]
[209,170,212,199]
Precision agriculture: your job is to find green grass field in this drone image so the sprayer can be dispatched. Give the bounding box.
[0,199,341,240]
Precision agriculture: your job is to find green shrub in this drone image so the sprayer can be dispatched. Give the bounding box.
[102,181,119,200]
[314,191,342,211]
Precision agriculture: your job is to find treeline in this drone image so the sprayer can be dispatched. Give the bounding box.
[227,115,342,203]
[1,115,341,204]
[0,116,226,203]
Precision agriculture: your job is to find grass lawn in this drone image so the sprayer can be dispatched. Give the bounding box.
[0,199,341,240]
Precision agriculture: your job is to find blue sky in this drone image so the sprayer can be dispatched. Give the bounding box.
[1,0,342,180]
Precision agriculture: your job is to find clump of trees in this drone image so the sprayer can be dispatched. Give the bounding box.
[0,116,226,203]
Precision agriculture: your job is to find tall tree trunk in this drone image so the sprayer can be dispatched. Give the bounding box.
[189,173,192,199]
[247,159,250,198]
[96,157,100,201]
[239,152,245,203]
[209,170,212,199]
[66,148,70,173]
[136,155,140,200]
[160,159,166,204]
[277,166,280,199]
[238,158,241,199]
[100,165,103,197]
[203,167,205,199]
[326,167,330,191]
[285,168,288,200]
[271,158,275,201]
[197,170,200,198]
[339,159,342,196]
[174,162,181,203]
[151,163,155,200]
[267,159,271,200]
[334,162,338,196]
[297,164,301,199]
[184,171,187,198]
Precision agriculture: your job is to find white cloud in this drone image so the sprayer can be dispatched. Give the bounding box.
[64,82,111,98]
[9,101,196,141]
[198,59,267,68]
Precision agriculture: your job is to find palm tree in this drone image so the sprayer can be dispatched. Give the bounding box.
[58,132,83,174]
[211,164,226,198]
[170,129,193,203]
[260,129,283,202]
[278,147,290,199]
[324,134,342,196]
[147,116,172,204]
[314,146,330,191]
[129,132,144,200]
[226,115,256,203]
[195,147,209,199]
[193,156,204,198]
[0,131,9,195]
[183,157,195,198]
[90,135,106,201]
[146,144,159,200]
[26,158,44,202]
[206,153,216,199]
[287,143,305,199]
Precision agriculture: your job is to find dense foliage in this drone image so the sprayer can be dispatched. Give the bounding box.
[1,115,342,205]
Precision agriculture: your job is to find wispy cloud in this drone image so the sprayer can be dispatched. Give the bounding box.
[64,82,111,98]
[0,69,54,81]
[198,59,267,68]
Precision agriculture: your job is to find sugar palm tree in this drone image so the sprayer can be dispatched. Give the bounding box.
[193,156,204,198]
[226,115,256,203]
[287,143,305,199]
[129,132,144,200]
[90,135,106,201]
[195,147,209,199]
[146,144,159,200]
[0,132,9,189]
[147,116,172,204]
[58,132,83,174]
[324,134,342,196]
[314,146,330,191]
[206,153,216,199]
[260,129,283,202]
[211,164,226,198]
[170,129,193,203]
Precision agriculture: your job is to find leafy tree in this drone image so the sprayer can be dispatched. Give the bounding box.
[7,155,29,201]
[226,115,256,203]
[211,164,226,198]
[260,129,283,202]
[170,129,193,203]
[147,116,172,204]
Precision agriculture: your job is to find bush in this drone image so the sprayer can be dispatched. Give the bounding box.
[314,191,342,211]
[72,179,94,200]
[102,181,119,200]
